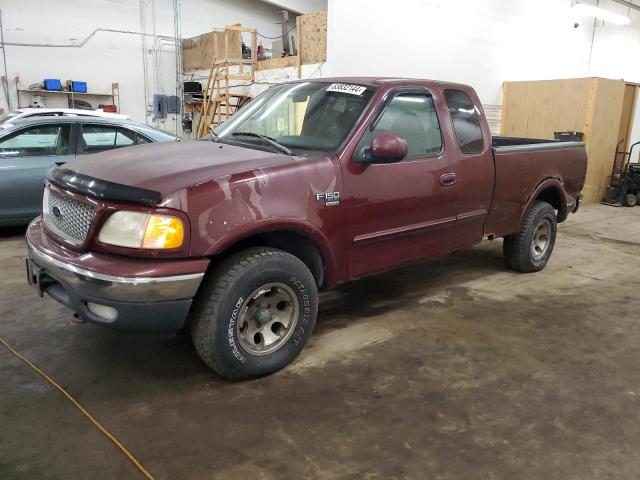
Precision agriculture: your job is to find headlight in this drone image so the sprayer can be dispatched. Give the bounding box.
[98,211,184,249]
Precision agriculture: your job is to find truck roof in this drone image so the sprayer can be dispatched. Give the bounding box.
[298,76,474,91]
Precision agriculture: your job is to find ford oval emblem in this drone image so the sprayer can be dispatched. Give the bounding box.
[52,206,62,219]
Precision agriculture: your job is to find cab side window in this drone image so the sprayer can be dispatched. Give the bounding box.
[444,89,484,154]
[0,124,71,157]
[359,92,443,159]
[79,125,138,153]
[136,134,152,145]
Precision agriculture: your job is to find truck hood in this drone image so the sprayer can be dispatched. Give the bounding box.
[64,140,295,198]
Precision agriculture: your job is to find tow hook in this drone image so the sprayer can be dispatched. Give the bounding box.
[573,194,583,213]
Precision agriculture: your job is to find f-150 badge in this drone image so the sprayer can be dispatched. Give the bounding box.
[316,192,340,206]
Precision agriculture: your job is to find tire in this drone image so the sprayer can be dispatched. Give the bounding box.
[503,201,557,273]
[624,193,637,207]
[190,247,318,380]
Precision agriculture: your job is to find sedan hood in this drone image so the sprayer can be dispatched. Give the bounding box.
[64,140,295,198]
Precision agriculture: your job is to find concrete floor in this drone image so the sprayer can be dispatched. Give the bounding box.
[1,204,640,479]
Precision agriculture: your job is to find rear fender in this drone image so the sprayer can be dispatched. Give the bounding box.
[519,178,568,226]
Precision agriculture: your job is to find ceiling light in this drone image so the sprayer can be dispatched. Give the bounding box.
[572,1,631,25]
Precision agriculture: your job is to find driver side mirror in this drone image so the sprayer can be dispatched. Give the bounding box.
[362,132,408,164]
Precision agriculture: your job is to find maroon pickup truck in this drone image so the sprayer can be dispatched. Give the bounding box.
[25,78,587,379]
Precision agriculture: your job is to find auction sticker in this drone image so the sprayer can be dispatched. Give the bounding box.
[326,83,367,95]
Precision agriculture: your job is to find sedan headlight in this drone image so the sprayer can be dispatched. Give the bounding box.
[98,211,184,249]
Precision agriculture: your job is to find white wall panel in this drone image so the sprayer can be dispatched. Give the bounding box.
[260,0,327,15]
[0,0,293,133]
[327,0,640,106]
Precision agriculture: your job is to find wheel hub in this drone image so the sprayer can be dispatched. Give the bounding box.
[531,219,551,260]
[236,282,299,356]
[254,307,272,325]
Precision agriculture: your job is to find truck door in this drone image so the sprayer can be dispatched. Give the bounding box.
[442,89,494,250]
[341,88,457,278]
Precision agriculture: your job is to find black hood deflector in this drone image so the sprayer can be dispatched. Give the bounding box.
[48,168,162,207]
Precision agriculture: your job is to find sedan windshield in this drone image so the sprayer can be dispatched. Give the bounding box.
[214,82,375,154]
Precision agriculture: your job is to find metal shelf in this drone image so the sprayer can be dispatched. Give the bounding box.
[18,89,113,97]
[15,76,120,111]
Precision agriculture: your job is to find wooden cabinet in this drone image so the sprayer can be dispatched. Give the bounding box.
[501,78,628,203]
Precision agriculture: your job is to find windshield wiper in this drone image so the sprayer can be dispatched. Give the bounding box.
[208,131,219,142]
[231,131,293,155]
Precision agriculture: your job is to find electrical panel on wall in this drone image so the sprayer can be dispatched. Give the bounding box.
[152,94,180,118]
[166,96,180,114]
[153,94,167,119]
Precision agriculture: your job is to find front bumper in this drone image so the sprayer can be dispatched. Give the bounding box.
[26,218,208,332]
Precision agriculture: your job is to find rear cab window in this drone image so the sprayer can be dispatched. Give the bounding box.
[444,89,484,154]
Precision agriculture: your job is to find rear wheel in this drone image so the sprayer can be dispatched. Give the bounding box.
[503,201,557,273]
[624,193,637,207]
[190,247,318,380]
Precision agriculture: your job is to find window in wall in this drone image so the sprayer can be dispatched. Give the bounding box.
[444,89,484,154]
[0,124,71,157]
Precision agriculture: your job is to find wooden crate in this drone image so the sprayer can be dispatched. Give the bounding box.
[182,29,242,72]
[501,77,626,203]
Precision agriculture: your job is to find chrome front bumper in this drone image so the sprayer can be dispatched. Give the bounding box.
[26,236,204,303]
[25,217,208,332]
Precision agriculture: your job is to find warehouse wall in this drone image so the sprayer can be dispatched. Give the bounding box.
[261,0,327,14]
[0,0,293,134]
[327,0,640,109]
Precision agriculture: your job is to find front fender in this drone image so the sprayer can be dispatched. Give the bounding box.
[203,218,339,288]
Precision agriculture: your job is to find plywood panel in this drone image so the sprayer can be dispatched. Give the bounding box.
[182,29,242,72]
[502,78,590,139]
[502,77,625,204]
[582,78,625,203]
[298,11,327,64]
[617,84,637,152]
[255,56,298,71]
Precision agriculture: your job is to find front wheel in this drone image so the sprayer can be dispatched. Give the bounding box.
[503,201,557,273]
[190,247,318,380]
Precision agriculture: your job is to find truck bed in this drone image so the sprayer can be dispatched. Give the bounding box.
[484,136,587,238]
[492,135,578,149]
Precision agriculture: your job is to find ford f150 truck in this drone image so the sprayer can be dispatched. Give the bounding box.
[25,78,587,379]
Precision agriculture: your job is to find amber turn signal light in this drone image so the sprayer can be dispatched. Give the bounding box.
[142,215,184,249]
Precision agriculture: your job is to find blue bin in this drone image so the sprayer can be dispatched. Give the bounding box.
[69,81,87,93]
[43,79,62,91]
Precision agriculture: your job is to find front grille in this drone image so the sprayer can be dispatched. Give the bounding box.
[43,187,95,244]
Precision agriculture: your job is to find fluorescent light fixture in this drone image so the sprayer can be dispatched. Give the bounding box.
[572,1,631,25]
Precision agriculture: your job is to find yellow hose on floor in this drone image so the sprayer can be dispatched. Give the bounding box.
[0,336,154,480]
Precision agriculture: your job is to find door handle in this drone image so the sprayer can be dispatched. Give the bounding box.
[54,161,66,166]
[440,173,456,186]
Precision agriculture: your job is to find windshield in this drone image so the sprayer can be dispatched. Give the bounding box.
[0,111,20,125]
[214,82,375,154]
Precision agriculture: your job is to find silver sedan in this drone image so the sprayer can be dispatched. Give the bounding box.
[0,116,176,226]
